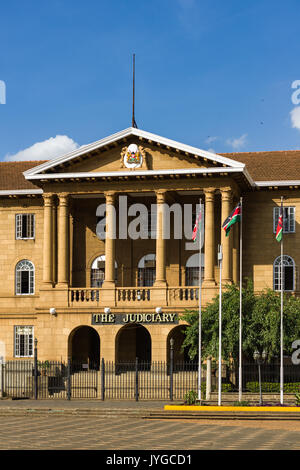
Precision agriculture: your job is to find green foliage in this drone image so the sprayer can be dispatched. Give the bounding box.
[233,400,250,406]
[182,279,300,362]
[295,392,300,405]
[184,390,198,405]
[246,382,300,393]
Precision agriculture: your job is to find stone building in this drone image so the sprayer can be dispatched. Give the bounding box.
[0,127,299,364]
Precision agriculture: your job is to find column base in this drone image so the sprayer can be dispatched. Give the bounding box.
[221,279,233,285]
[153,280,167,288]
[202,279,217,288]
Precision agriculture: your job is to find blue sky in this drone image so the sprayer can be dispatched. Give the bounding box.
[1,0,300,161]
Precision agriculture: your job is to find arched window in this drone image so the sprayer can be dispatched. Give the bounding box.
[273,255,295,292]
[185,253,204,286]
[16,260,34,295]
[91,255,117,287]
[138,254,156,287]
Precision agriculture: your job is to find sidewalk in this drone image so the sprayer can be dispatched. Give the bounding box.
[1,397,300,420]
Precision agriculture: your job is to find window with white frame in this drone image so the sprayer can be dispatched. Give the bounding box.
[138,254,156,286]
[16,214,35,239]
[15,260,35,295]
[14,326,34,357]
[185,253,205,286]
[273,255,295,292]
[273,207,295,233]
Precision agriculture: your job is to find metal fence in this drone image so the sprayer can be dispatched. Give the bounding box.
[1,358,300,400]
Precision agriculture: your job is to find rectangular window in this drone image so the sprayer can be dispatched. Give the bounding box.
[273,207,295,233]
[16,214,35,239]
[14,326,34,357]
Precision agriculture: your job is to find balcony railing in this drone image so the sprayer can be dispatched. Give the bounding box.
[68,286,201,307]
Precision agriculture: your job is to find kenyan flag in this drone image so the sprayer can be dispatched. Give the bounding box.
[276,203,283,242]
[222,203,241,237]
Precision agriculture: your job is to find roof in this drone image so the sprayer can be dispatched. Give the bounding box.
[0,161,46,192]
[221,150,300,182]
[1,145,300,193]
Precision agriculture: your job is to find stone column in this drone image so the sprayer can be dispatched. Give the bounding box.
[43,193,54,285]
[57,193,69,285]
[221,188,232,284]
[203,188,216,286]
[154,190,167,287]
[103,191,116,288]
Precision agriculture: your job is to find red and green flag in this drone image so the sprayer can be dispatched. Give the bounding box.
[222,202,241,237]
[276,202,283,242]
[192,204,203,242]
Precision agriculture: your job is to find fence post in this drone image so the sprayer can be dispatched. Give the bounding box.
[67,359,71,401]
[206,357,212,401]
[101,358,105,401]
[34,338,38,400]
[169,339,174,401]
[135,357,139,402]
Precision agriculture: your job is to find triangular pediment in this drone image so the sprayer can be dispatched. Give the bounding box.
[23,128,245,179]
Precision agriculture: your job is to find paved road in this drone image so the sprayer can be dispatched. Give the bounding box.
[1,415,300,450]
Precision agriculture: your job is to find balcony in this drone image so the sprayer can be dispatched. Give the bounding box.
[68,286,200,308]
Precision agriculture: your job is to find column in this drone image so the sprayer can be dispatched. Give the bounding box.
[103,191,116,288]
[203,188,216,286]
[221,188,232,283]
[43,193,54,285]
[57,193,69,285]
[154,190,167,287]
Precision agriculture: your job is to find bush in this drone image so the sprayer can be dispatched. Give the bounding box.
[184,390,198,405]
[233,400,250,406]
[246,382,300,393]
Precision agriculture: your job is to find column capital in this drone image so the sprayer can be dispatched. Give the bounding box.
[220,187,232,202]
[155,190,167,204]
[58,193,69,206]
[104,191,116,204]
[204,188,216,202]
[43,193,54,206]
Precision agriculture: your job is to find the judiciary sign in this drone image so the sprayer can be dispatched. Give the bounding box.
[91,313,178,325]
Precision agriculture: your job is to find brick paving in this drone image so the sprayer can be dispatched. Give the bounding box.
[1,415,300,450]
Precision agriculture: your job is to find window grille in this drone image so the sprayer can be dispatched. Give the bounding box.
[15,260,35,295]
[273,255,295,291]
[16,214,35,239]
[273,207,295,233]
[14,326,34,357]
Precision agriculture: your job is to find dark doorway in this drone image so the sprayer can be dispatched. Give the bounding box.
[167,325,198,370]
[69,326,100,369]
[116,323,151,364]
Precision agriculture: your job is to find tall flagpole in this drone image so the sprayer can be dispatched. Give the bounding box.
[280,196,284,405]
[198,199,203,403]
[218,244,223,406]
[238,197,243,402]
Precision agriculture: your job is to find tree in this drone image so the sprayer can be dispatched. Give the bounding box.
[181,280,300,363]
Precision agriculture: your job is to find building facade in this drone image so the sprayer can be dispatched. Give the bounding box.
[0,127,299,364]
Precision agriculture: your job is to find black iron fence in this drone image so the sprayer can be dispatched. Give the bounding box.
[1,359,300,400]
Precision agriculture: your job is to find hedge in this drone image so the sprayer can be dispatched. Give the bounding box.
[246,382,300,393]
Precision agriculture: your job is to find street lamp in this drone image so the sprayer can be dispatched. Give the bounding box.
[253,350,267,405]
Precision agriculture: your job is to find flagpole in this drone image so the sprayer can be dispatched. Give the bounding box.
[280,196,284,405]
[198,199,203,403]
[238,197,243,402]
[218,244,223,406]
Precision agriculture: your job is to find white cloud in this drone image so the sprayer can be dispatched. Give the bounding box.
[4,135,79,161]
[290,107,300,130]
[205,136,218,145]
[226,134,248,150]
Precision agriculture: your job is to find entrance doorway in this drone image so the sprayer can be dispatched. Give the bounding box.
[167,325,197,369]
[116,323,151,363]
[68,326,100,369]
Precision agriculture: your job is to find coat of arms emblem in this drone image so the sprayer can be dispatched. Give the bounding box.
[121,143,146,169]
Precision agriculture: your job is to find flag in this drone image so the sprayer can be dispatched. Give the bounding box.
[192,206,202,242]
[222,202,241,237]
[276,202,283,243]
